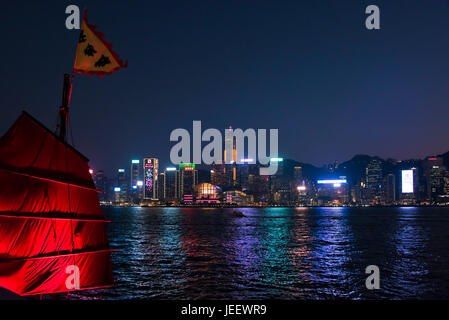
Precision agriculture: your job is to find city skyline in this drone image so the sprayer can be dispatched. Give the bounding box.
[94,149,449,207]
[2,1,449,302]
[92,146,449,178]
[1,1,449,176]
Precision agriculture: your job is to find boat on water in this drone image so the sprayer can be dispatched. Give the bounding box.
[233,210,246,218]
[0,110,114,297]
[0,8,127,299]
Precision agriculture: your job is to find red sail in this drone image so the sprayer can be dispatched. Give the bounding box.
[0,112,113,296]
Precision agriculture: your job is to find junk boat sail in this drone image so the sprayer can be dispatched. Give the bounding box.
[0,109,114,296]
[0,9,127,297]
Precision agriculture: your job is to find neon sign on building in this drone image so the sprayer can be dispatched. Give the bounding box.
[143,158,159,199]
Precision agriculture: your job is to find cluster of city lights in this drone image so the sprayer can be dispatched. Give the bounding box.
[317,179,348,188]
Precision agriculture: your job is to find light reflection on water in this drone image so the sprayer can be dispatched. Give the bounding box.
[73,207,449,300]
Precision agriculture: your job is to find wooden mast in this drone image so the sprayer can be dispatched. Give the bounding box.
[59,73,71,142]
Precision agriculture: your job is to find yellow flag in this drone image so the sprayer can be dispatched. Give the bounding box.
[73,13,127,76]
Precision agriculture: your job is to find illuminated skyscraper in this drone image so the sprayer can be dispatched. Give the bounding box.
[423,157,447,202]
[224,126,237,164]
[239,160,253,190]
[443,171,449,199]
[159,172,165,199]
[365,159,383,204]
[224,126,238,186]
[130,159,141,188]
[117,168,128,203]
[294,166,303,184]
[143,158,159,200]
[400,168,419,204]
[267,158,290,204]
[162,167,179,202]
[118,168,126,186]
[129,160,143,203]
[179,163,198,203]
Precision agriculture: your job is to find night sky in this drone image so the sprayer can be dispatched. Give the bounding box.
[1,1,449,176]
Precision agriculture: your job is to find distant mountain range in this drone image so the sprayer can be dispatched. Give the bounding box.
[196,151,449,186]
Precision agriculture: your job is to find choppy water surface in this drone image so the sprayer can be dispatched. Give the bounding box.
[76,207,449,299]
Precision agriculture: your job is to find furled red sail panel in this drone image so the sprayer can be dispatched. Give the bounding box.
[0,170,102,216]
[0,250,113,296]
[0,217,109,259]
[0,112,114,296]
[0,112,94,189]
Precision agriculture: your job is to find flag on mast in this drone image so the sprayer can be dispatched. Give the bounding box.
[0,9,122,297]
[73,11,127,76]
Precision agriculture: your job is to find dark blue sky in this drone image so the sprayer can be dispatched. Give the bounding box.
[1,1,449,176]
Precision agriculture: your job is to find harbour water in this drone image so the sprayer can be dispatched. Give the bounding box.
[75,207,449,299]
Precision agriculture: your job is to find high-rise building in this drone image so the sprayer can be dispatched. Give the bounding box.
[239,160,254,191]
[293,166,307,205]
[224,127,238,186]
[113,186,122,205]
[224,126,237,164]
[399,168,419,204]
[246,165,270,204]
[366,159,383,204]
[117,168,128,203]
[211,164,226,187]
[266,158,291,204]
[351,184,362,205]
[443,171,449,202]
[383,173,396,205]
[143,158,159,200]
[130,159,141,188]
[179,163,198,203]
[159,172,165,200]
[162,167,179,202]
[294,166,303,185]
[423,157,447,202]
[129,159,143,203]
